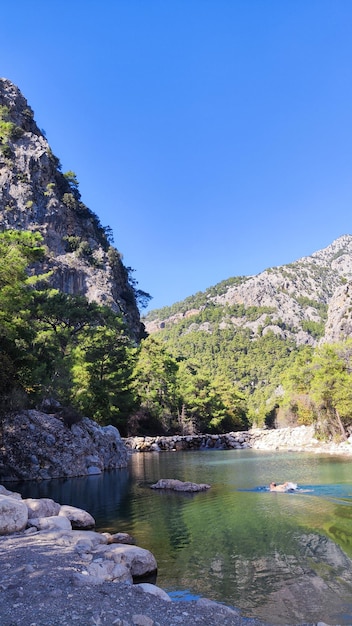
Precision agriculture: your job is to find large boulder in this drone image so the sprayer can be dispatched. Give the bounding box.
[0,494,28,534]
[59,505,95,530]
[25,497,60,518]
[151,478,211,492]
[95,543,157,579]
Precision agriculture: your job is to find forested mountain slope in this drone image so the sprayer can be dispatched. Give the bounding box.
[142,236,352,430]
[145,235,352,346]
[0,78,143,340]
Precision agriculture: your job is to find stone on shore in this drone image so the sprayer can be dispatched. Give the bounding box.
[151,479,211,492]
[25,497,61,518]
[59,504,95,529]
[137,582,171,602]
[0,494,28,534]
[94,543,158,579]
[27,514,72,531]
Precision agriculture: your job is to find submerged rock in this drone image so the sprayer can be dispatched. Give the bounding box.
[151,479,211,492]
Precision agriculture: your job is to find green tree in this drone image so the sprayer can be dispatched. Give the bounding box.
[29,291,126,404]
[310,341,352,440]
[131,336,179,433]
[0,230,45,409]
[71,322,137,431]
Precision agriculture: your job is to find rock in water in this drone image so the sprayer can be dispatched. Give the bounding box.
[151,479,211,492]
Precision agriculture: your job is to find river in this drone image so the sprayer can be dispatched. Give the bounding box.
[13,449,352,625]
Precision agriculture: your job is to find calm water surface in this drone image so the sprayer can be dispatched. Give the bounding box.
[14,449,352,625]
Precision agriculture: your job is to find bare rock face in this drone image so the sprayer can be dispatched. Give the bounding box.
[322,282,352,344]
[145,234,352,347]
[0,78,143,340]
[0,409,128,482]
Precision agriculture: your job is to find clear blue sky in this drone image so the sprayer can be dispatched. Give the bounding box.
[2,1,352,311]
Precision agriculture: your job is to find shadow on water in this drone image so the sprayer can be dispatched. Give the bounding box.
[9,449,352,625]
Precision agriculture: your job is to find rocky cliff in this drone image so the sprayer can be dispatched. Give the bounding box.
[0,410,128,482]
[0,78,142,340]
[145,234,352,346]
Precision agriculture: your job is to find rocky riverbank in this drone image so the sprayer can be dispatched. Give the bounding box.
[124,424,352,456]
[0,485,279,626]
[0,409,128,482]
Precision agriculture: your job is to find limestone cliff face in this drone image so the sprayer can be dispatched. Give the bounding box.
[145,235,352,346]
[0,78,142,340]
[322,282,352,344]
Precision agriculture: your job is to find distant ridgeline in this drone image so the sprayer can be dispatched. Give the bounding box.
[142,235,352,436]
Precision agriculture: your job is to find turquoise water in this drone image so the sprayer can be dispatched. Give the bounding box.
[14,449,352,625]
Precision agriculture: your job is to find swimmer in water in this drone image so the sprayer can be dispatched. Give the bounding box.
[269,481,297,492]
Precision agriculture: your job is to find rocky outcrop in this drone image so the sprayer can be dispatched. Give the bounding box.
[0,409,128,482]
[144,234,352,346]
[0,78,143,340]
[322,281,352,344]
[125,425,352,456]
[150,479,211,492]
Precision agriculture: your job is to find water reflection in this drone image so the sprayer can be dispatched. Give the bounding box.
[9,449,352,624]
[13,468,133,532]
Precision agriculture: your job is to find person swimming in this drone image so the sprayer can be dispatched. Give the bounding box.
[269,481,297,492]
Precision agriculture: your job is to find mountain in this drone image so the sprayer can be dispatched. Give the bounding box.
[144,235,352,346]
[0,78,143,340]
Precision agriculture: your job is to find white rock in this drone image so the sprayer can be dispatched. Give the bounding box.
[0,485,22,499]
[96,544,157,578]
[137,582,171,602]
[85,559,132,583]
[59,504,95,529]
[0,495,28,534]
[25,497,60,518]
[27,515,72,531]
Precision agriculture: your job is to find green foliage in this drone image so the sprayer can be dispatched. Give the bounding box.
[301,319,325,339]
[0,105,24,144]
[0,230,46,410]
[295,296,328,319]
[4,229,352,440]
[63,235,81,252]
[71,321,137,429]
[62,192,77,209]
[0,232,137,429]
[143,276,249,322]
[131,336,179,432]
[280,341,352,438]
